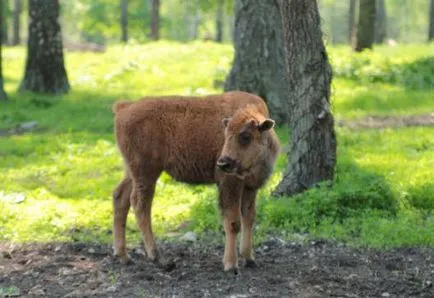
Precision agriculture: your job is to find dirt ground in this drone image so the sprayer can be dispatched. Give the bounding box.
[1,238,432,297]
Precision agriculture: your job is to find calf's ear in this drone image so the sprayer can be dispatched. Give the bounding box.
[258,119,275,132]
[222,117,231,127]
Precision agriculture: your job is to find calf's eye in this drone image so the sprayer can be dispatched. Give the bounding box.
[239,132,252,145]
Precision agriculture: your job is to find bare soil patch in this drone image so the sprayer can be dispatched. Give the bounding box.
[338,113,434,130]
[1,239,433,297]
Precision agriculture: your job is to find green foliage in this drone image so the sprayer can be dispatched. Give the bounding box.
[1,43,433,249]
[406,183,434,212]
[330,44,434,89]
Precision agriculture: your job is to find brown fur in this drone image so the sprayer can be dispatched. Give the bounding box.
[112,91,280,271]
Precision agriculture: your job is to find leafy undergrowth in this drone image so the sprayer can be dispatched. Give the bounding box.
[1,42,433,248]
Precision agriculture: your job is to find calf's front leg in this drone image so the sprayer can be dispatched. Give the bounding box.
[240,188,257,267]
[218,176,243,272]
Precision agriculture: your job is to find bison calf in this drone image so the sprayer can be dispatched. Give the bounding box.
[112,91,280,271]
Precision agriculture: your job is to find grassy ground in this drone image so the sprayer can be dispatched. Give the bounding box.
[1,42,433,248]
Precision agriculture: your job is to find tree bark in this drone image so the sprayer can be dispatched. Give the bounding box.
[121,0,128,43]
[1,0,8,44]
[19,0,70,94]
[215,0,224,42]
[150,0,160,40]
[375,0,386,44]
[12,0,20,45]
[224,0,289,125]
[0,0,8,100]
[429,0,434,41]
[353,0,376,52]
[273,0,337,197]
[348,0,356,45]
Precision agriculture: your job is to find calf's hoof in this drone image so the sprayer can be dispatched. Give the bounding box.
[157,258,177,272]
[224,266,239,275]
[113,253,133,265]
[148,248,162,262]
[224,260,239,274]
[149,249,175,271]
[244,259,258,268]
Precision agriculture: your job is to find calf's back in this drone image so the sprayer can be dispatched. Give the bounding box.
[114,91,269,184]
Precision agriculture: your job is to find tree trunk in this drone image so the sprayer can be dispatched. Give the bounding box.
[215,0,224,42]
[150,0,160,40]
[375,0,386,44]
[19,0,70,94]
[12,0,20,45]
[429,0,434,41]
[224,0,289,125]
[273,0,337,197]
[190,9,200,40]
[1,0,8,44]
[120,0,128,43]
[0,0,8,100]
[348,0,356,44]
[353,0,376,52]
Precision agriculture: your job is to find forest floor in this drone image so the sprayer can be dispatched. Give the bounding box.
[1,238,433,297]
[337,113,434,130]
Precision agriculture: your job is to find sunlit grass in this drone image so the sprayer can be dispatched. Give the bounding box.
[1,42,433,248]
[332,79,434,119]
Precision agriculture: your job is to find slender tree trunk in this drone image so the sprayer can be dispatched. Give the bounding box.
[401,0,409,43]
[348,0,356,45]
[190,8,200,40]
[375,0,386,44]
[11,0,19,45]
[19,0,70,94]
[0,0,8,100]
[273,0,337,197]
[1,0,8,44]
[150,0,160,40]
[353,0,376,52]
[429,0,434,41]
[121,0,128,43]
[215,0,224,42]
[224,0,290,125]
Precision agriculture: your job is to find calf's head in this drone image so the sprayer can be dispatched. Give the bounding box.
[217,108,275,178]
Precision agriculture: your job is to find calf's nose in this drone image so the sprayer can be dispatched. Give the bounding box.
[217,156,236,172]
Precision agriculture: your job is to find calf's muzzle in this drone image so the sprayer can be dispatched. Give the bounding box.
[216,156,236,173]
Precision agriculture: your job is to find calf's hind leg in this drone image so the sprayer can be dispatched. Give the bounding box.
[130,171,161,262]
[113,177,132,262]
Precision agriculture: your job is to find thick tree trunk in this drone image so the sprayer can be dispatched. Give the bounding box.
[353,0,376,52]
[12,0,20,45]
[150,0,160,40]
[19,0,70,94]
[1,0,8,44]
[273,0,337,197]
[215,0,224,42]
[429,0,434,41]
[224,0,289,125]
[121,0,128,43]
[0,0,8,100]
[348,0,356,45]
[375,0,386,44]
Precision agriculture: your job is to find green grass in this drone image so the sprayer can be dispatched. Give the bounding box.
[1,42,433,248]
